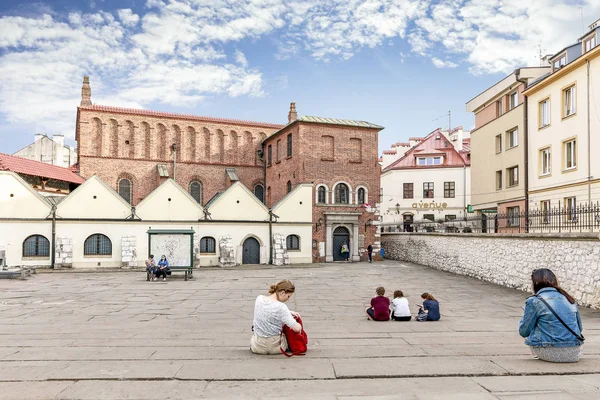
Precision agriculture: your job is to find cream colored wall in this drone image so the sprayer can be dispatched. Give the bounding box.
[136,179,203,221]
[0,221,52,267]
[272,184,312,222]
[0,172,51,219]
[527,61,593,207]
[470,106,525,209]
[57,175,131,219]
[208,182,269,221]
[381,167,470,224]
[273,224,313,263]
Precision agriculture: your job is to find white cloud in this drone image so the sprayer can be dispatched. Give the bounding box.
[117,9,139,27]
[431,57,458,68]
[2,0,600,140]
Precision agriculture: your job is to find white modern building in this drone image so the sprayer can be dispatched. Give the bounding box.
[13,134,77,168]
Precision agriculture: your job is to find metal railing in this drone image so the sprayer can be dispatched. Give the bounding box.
[380,202,600,234]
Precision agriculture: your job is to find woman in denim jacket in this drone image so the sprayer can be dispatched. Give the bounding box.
[519,269,583,362]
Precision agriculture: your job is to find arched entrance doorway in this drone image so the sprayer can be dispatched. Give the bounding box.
[332,226,350,261]
[242,237,260,264]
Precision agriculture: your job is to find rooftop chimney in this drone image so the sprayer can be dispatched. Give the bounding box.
[34,133,44,142]
[53,134,64,147]
[80,76,92,107]
[288,102,297,124]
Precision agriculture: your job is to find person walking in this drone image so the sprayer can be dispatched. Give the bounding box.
[341,243,350,262]
[367,244,373,263]
[519,268,584,363]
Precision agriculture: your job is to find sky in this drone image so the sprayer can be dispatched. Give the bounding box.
[1,0,599,157]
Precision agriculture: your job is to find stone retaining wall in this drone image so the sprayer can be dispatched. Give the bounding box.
[381,233,600,309]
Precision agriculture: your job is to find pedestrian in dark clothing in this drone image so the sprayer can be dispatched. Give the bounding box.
[367,244,373,263]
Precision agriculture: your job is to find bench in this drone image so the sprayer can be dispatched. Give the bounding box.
[147,266,194,281]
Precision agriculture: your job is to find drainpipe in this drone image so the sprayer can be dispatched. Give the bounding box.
[172,143,177,181]
[587,59,592,217]
[463,165,467,221]
[50,205,56,269]
[268,210,273,265]
[516,70,529,232]
[259,144,271,264]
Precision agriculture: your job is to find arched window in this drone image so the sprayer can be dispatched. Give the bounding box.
[189,181,202,204]
[317,186,326,204]
[357,187,366,204]
[200,237,216,253]
[334,183,349,204]
[84,234,112,256]
[286,234,300,250]
[254,184,264,203]
[118,178,132,204]
[287,181,292,193]
[22,235,49,257]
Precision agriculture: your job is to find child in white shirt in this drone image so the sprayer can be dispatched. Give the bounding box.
[391,290,411,321]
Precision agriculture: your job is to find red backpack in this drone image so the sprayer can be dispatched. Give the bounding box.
[280,315,308,357]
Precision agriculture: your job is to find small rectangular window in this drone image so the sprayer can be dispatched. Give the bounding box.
[540,200,550,224]
[423,182,434,198]
[287,134,292,157]
[496,170,502,190]
[403,183,413,199]
[495,134,502,153]
[540,148,551,175]
[564,139,576,170]
[276,140,281,162]
[563,85,576,117]
[423,214,435,222]
[497,100,503,117]
[507,166,519,187]
[564,197,577,222]
[509,91,518,110]
[539,99,550,128]
[444,182,455,198]
[507,206,520,227]
[506,128,518,149]
[267,145,272,166]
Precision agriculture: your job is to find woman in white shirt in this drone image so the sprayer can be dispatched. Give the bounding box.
[391,290,411,321]
[251,279,302,355]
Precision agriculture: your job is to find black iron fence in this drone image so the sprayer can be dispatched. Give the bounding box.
[380,202,600,234]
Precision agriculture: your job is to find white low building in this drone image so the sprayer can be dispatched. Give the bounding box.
[0,171,312,269]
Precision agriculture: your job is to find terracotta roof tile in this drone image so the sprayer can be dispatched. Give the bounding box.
[383,149,397,155]
[80,105,285,130]
[0,153,85,184]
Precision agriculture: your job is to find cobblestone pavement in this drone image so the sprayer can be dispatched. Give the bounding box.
[0,261,599,399]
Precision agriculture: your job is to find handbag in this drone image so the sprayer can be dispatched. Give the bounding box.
[280,315,308,357]
[535,295,585,342]
[166,267,172,276]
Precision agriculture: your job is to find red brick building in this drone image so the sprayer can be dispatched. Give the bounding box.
[75,77,382,262]
[263,104,383,262]
[75,77,282,206]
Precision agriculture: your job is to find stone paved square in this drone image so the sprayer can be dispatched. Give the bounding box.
[0,261,599,399]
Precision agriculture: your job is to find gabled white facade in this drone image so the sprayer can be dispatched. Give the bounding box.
[0,173,313,269]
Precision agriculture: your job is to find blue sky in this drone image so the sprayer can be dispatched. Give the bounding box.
[1,0,599,156]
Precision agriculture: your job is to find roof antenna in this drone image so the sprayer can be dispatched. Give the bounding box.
[432,110,451,131]
[579,5,584,35]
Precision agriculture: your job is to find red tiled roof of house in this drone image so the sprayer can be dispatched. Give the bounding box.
[383,149,397,155]
[383,130,469,172]
[0,153,85,184]
[396,142,410,146]
[79,105,285,130]
[408,137,424,141]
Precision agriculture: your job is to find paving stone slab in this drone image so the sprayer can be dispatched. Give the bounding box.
[176,359,335,380]
[50,360,184,380]
[332,356,508,378]
[490,356,600,375]
[0,381,74,400]
[473,374,600,392]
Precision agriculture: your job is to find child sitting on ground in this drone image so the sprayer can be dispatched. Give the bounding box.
[366,286,390,321]
[391,290,411,321]
[415,292,440,322]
